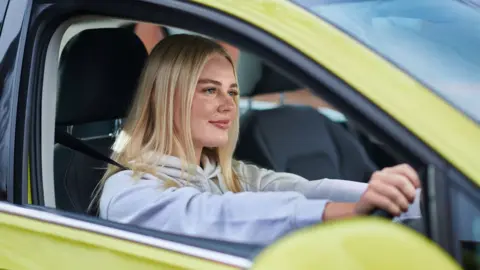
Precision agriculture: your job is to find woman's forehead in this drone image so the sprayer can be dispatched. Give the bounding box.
[200,55,235,77]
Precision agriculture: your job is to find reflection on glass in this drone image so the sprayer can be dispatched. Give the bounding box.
[292,0,480,123]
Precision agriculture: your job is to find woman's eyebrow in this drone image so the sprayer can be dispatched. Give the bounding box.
[198,79,238,88]
[198,79,221,85]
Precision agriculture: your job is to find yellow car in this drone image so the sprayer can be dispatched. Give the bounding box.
[1,0,479,269]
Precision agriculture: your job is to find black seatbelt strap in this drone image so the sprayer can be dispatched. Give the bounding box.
[55,129,128,170]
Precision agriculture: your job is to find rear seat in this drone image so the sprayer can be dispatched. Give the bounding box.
[54,28,147,214]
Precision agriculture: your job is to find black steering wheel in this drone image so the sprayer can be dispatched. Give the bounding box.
[369,189,427,236]
[369,208,395,219]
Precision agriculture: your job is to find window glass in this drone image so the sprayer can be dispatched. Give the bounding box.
[291,0,480,123]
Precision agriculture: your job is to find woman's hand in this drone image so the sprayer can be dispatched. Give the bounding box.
[355,164,421,217]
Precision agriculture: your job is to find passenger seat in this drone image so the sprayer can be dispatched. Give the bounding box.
[54,28,147,214]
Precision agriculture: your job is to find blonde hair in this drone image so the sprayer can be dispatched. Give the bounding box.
[90,34,242,210]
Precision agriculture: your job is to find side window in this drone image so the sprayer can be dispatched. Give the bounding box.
[451,186,480,270]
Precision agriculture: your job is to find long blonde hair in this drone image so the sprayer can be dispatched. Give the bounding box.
[90,34,242,210]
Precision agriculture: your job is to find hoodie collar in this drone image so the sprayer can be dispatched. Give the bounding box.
[136,152,222,187]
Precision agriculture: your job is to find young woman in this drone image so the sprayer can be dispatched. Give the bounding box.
[97,34,421,245]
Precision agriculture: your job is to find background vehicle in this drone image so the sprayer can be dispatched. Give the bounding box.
[1,0,478,269]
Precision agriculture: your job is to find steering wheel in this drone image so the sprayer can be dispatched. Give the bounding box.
[370,208,394,219]
[369,190,427,236]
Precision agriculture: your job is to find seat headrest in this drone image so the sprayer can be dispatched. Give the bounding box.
[56,28,148,125]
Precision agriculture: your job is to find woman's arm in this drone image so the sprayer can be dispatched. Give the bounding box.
[237,161,367,201]
[100,171,331,245]
[237,162,422,220]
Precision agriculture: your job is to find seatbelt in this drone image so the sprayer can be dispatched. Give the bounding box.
[54,129,128,170]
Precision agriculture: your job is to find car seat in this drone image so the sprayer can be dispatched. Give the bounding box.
[54,28,147,214]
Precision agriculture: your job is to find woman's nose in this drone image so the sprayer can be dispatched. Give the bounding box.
[218,92,235,112]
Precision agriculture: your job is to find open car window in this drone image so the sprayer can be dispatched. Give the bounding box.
[292,0,480,124]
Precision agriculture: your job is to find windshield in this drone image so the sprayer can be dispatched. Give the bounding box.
[292,0,480,123]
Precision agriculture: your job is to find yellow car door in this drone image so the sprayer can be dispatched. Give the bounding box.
[0,202,252,270]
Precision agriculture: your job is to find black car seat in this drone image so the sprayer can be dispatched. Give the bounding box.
[54,28,147,214]
[235,105,378,182]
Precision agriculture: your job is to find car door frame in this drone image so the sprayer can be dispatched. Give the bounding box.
[9,0,470,266]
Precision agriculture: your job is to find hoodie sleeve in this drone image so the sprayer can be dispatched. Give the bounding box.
[236,162,422,221]
[100,171,329,245]
[237,161,368,202]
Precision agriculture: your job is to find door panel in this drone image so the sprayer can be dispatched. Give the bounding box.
[0,203,246,270]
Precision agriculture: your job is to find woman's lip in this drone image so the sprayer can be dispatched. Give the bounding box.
[209,120,230,124]
[209,120,230,129]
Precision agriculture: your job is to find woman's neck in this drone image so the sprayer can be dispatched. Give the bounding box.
[171,146,203,166]
[170,138,203,166]
[195,147,202,166]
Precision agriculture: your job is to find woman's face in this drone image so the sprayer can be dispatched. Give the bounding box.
[175,53,238,150]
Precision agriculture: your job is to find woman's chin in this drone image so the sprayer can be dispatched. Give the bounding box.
[200,137,229,149]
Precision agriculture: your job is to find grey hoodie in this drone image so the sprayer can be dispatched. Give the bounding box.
[99,155,421,245]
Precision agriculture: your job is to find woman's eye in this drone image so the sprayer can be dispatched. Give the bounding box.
[204,88,216,94]
[228,90,239,96]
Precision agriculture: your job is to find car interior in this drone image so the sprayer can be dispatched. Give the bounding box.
[52,18,386,213]
[35,15,427,254]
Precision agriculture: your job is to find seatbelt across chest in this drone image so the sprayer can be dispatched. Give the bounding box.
[54,129,128,170]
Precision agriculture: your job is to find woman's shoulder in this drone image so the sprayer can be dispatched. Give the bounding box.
[104,170,137,187]
[233,160,273,186]
[102,170,160,196]
[233,160,310,191]
[99,170,166,217]
[233,160,266,176]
